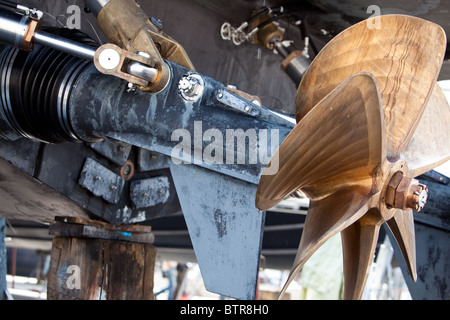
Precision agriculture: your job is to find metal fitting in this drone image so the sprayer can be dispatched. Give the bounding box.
[120,160,135,181]
[385,172,428,211]
[127,82,137,93]
[178,74,204,101]
[98,48,121,70]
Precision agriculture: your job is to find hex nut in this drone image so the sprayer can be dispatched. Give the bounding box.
[385,172,428,211]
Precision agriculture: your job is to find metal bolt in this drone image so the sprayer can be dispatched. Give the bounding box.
[385,172,428,211]
[120,160,135,181]
[93,176,100,182]
[127,82,136,93]
[109,185,117,191]
[136,51,151,59]
[151,17,163,31]
[252,99,262,106]
[244,105,251,112]
[98,48,121,70]
[178,78,193,92]
[123,164,131,176]
[178,74,204,101]
[408,183,428,211]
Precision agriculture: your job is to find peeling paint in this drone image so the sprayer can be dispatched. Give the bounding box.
[116,205,132,222]
[129,211,147,223]
[213,209,227,239]
[170,162,265,300]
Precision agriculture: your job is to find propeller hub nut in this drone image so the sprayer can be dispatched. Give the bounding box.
[385,172,428,211]
[407,183,428,211]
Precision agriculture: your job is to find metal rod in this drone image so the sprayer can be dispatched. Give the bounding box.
[33,32,158,84]
[0,7,157,83]
[274,41,310,87]
[0,7,28,49]
[273,41,290,59]
[33,31,97,60]
[34,32,158,82]
[84,0,111,17]
[0,0,17,9]
[127,61,158,83]
[0,7,96,59]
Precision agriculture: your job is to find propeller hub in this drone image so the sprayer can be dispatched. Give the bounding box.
[385,171,428,211]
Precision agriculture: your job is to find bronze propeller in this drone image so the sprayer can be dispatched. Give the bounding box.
[256,15,450,300]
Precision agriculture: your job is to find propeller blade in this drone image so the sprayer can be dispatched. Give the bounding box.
[279,187,372,298]
[341,211,383,300]
[258,15,446,301]
[386,209,417,281]
[256,71,385,210]
[402,83,450,177]
[295,15,446,159]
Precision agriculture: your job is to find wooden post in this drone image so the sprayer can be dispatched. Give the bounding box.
[47,217,156,300]
[0,218,6,300]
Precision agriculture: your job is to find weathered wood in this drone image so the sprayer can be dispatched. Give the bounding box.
[47,217,156,300]
[49,216,155,244]
[0,219,6,300]
[0,158,89,223]
[47,236,156,300]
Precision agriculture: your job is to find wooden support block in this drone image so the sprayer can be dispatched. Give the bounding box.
[49,216,155,244]
[47,217,156,300]
[0,219,6,300]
